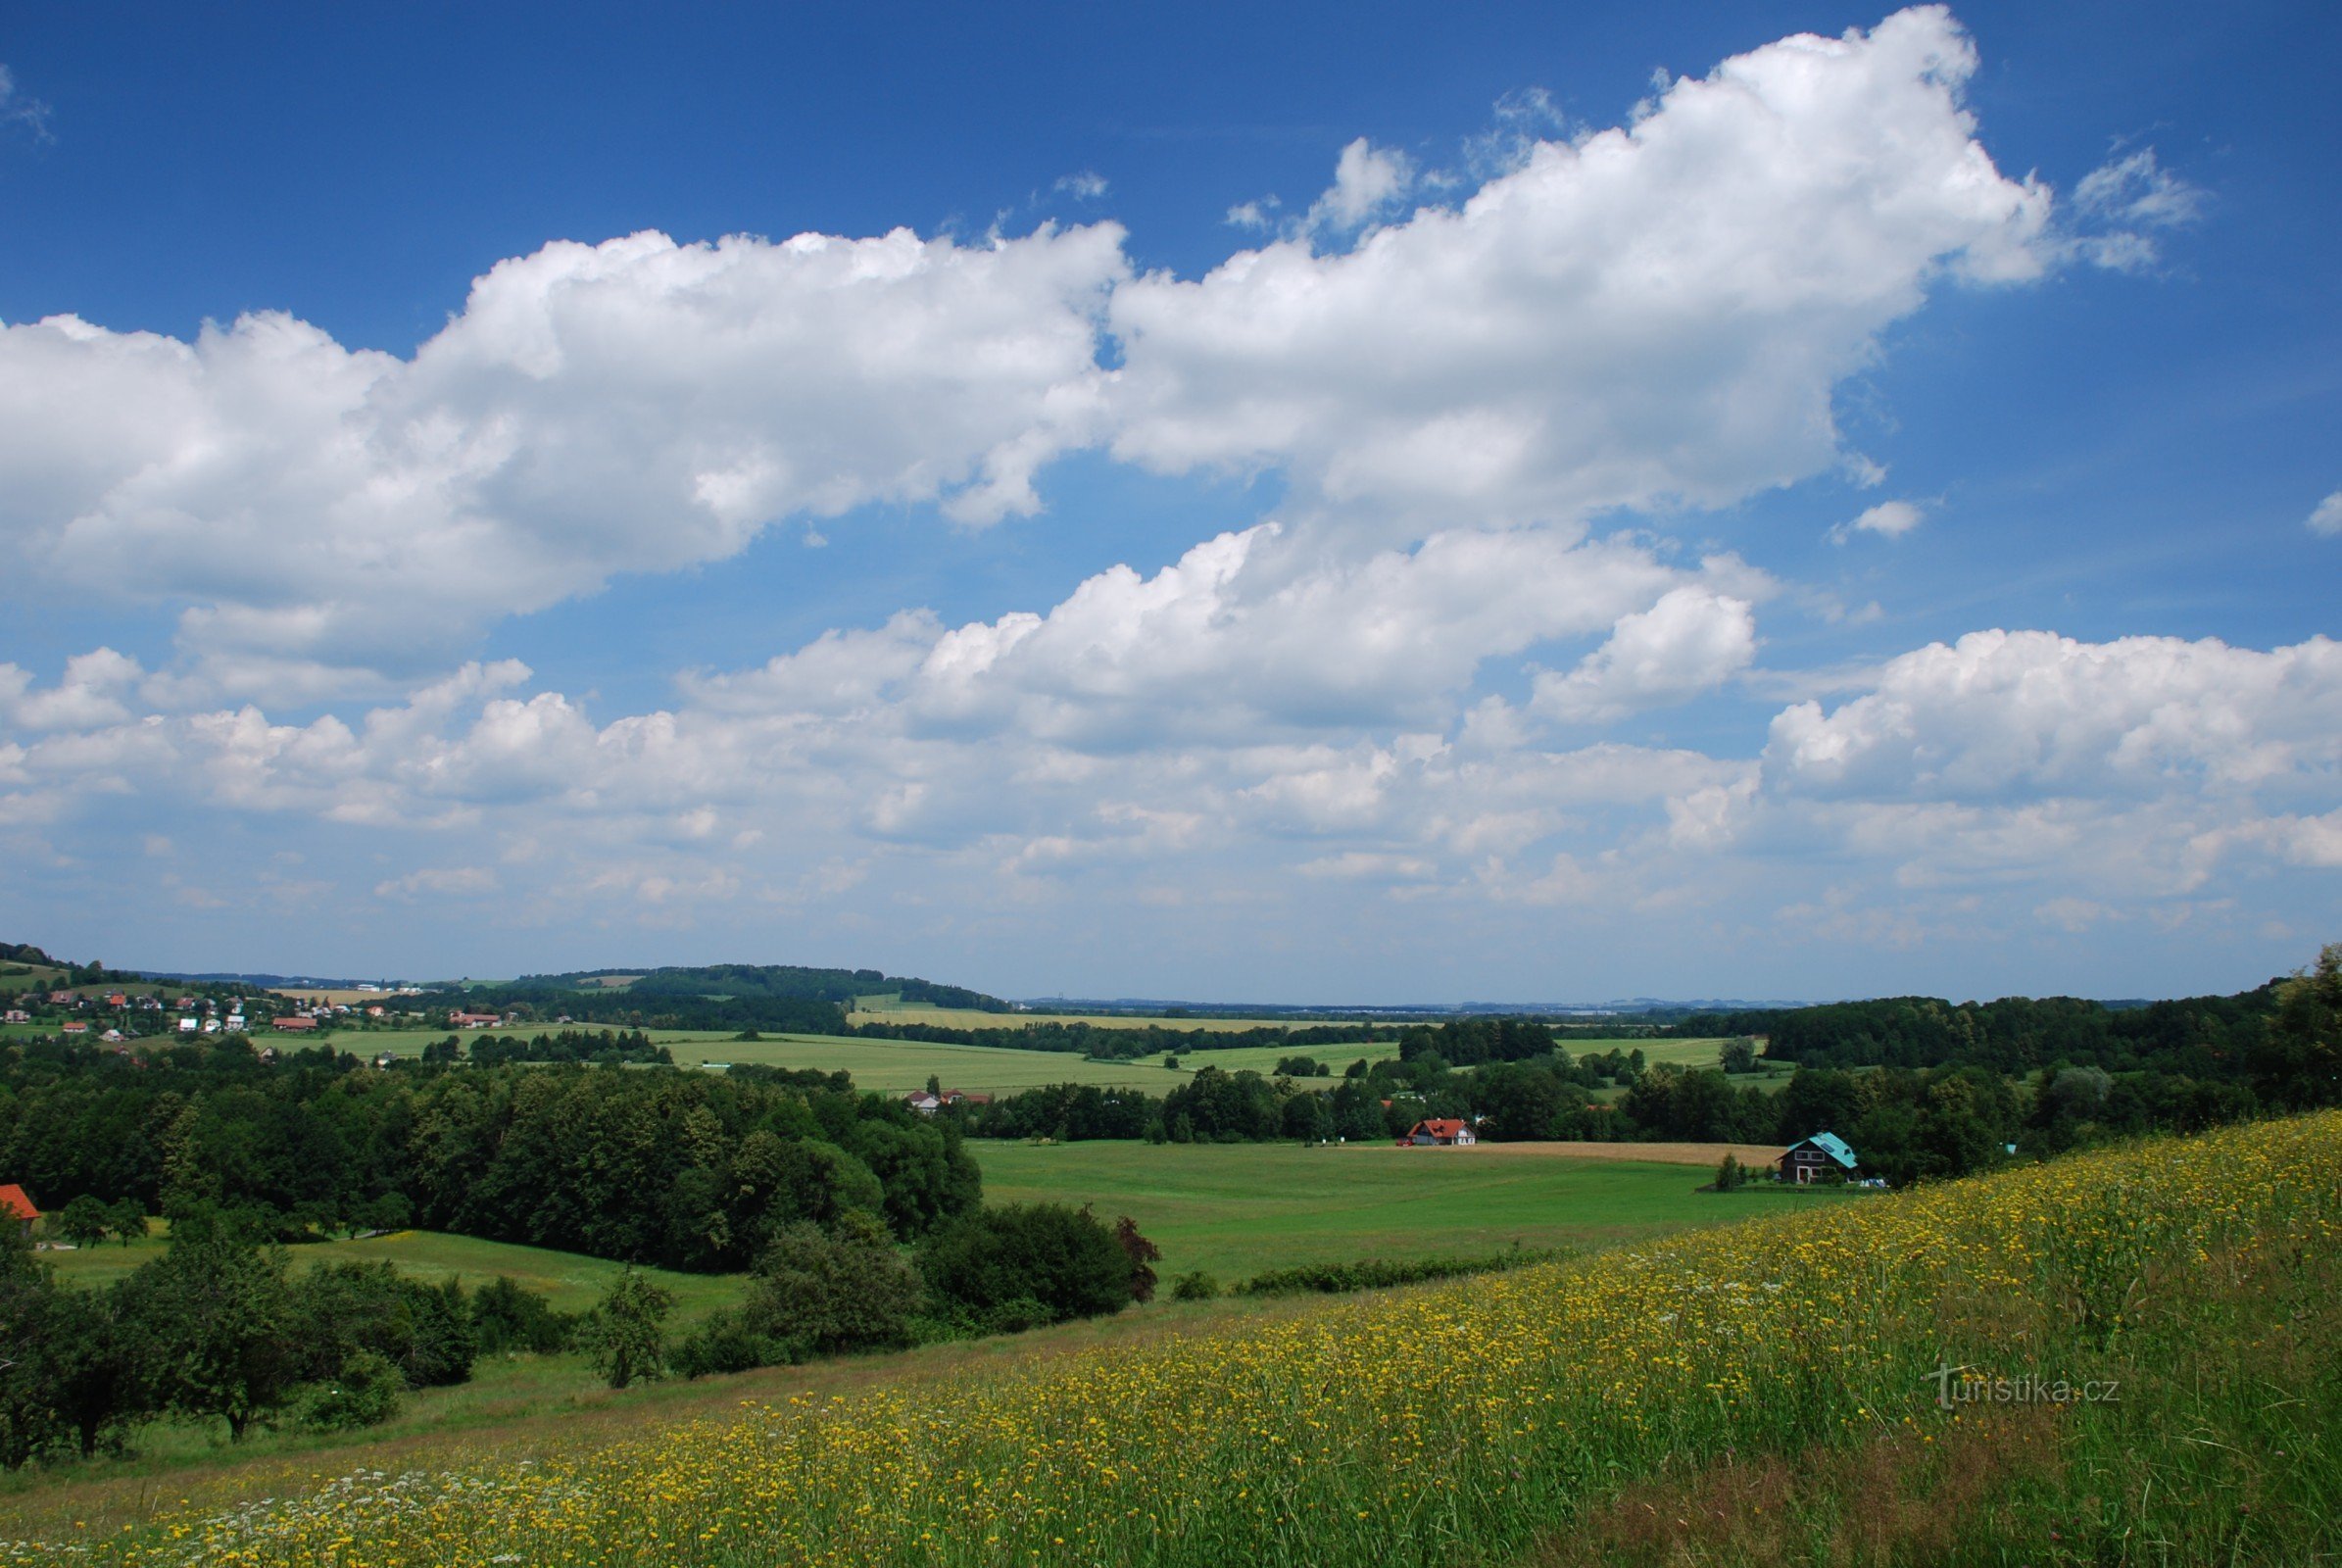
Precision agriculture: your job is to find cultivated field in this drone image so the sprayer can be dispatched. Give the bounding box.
[15,1112,2330,1565]
[970,1138,1814,1283]
[851,997,1324,1031]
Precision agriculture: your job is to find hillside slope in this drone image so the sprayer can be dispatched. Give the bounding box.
[16,1110,2337,1566]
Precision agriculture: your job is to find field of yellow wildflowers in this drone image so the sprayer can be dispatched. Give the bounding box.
[12,1110,2339,1566]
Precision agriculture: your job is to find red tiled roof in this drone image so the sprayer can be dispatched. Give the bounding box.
[0,1185,38,1222]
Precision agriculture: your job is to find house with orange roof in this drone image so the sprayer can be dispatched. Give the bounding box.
[0,1185,38,1237]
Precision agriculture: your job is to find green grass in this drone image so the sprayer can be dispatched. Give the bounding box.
[850,998,1309,1031]
[967,1139,1822,1284]
[26,1114,2330,1568]
[695,1032,1198,1093]
[46,1228,741,1328]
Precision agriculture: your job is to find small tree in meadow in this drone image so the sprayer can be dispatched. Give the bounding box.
[583,1270,673,1390]
[106,1200,149,1247]
[57,1195,111,1249]
[1714,1153,1747,1192]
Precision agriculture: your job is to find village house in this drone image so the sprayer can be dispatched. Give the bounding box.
[0,1185,38,1238]
[273,1015,319,1032]
[903,1088,993,1115]
[2,1009,26,1024]
[451,1011,503,1029]
[61,1020,88,1035]
[1778,1131,1859,1185]
[1398,1117,1477,1148]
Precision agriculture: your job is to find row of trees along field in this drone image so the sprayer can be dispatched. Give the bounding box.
[841,1015,1666,1059]
[0,1043,980,1271]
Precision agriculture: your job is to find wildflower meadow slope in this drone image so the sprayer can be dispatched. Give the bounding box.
[23,1112,2342,1567]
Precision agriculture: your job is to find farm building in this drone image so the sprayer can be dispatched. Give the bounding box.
[272,1015,318,1032]
[1779,1131,1858,1185]
[903,1089,993,1115]
[1399,1118,1477,1147]
[0,1185,37,1237]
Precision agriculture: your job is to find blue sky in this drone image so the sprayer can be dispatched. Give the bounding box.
[0,2,2335,1002]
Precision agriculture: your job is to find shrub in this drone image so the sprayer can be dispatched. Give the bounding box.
[470,1276,575,1355]
[741,1216,923,1357]
[919,1202,1134,1329]
[293,1348,403,1431]
[671,1309,794,1379]
[1169,1270,1220,1301]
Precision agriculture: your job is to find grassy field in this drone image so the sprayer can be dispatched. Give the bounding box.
[969,1138,1818,1284]
[13,1113,2330,1566]
[46,1227,740,1327]
[851,996,1332,1031]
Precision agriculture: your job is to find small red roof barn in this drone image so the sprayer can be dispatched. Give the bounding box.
[0,1185,39,1236]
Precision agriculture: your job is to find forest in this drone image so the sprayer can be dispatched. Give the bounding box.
[0,1040,979,1271]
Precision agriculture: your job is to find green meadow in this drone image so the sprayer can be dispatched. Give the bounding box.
[967,1138,1834,1284]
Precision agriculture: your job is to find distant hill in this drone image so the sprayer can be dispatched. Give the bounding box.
[514,962,1013,1013]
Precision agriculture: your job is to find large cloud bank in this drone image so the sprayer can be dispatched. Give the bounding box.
[0,9,2307,991]
[2,7,2064,701]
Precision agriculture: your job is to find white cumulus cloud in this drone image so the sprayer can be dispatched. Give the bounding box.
[2308,490,2342,537]
[1105,8,2052,533]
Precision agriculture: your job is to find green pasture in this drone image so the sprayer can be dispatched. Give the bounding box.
[967,1139,1829,1284]
[696,1033,1201,1094]
[849,997,1309,1032]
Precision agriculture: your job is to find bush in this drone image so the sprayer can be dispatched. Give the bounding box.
[740,1216,923,1357]
[470,1276,574,1355]
[293,1348,403,1431]
[671,1308,795,1379]
[919,1202,1134,1330]
[1169,1270,1220,1301]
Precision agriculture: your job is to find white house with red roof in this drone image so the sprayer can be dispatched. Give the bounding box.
[1399,1117,1477,1147]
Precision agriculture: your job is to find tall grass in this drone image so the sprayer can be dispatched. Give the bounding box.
[12,1112,2339,1566]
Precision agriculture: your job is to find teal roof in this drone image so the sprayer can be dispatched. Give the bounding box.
[1790,1131,1858,1168]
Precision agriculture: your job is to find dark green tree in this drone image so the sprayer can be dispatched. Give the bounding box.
[106,1199,149,1247]
[738,1213,923,1357]
[581,1270,672,1390]
[57,1194,111,1249]
[122,1216,297,1442]
[919,1202,1133,1330]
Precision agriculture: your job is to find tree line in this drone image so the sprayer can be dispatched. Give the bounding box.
[949,948,2340,1186]
[0,1040,980,1270]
